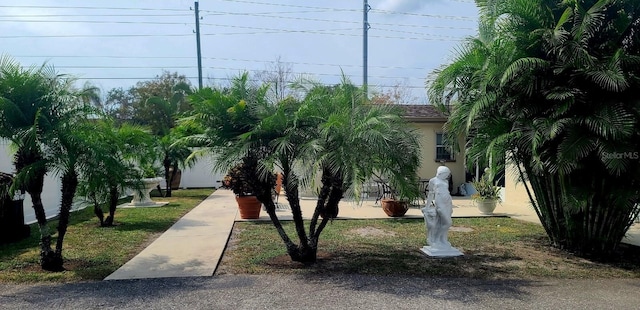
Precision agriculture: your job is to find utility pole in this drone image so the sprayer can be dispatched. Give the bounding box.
[363,0,370,91]
[194,1,203,89]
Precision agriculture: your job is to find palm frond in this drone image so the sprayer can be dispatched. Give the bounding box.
[501,57,549,86]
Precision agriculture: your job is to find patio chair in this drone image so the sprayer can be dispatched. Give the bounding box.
[374,179,396,204]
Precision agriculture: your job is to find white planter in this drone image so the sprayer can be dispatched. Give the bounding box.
[476,199,498,215]
[129,177,164,206]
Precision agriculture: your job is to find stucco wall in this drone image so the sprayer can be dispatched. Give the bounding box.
[503,161,536,207]
[410,122,466,194]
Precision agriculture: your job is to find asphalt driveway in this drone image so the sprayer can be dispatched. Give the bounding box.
[1,274,639,310]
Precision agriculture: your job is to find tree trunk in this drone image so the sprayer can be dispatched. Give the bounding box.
[257,192,302,259]
[30,191,57,270]
[169,163,178,190]
[93,202,104,226]
[104,185,119,226]
[316,166,340,219]
[14,149,57,269]
[287,244,318,264]
[526,159,639,258]
[281,171,315,263]
[163,156,172,198]
[88,191,104,226]
[50,170,79,271]
[311,168,343,241]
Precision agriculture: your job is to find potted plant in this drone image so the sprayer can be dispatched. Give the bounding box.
[471,173,501,215]
[379,178,420,217]
[224,161,262,219]
[381,196,410,217]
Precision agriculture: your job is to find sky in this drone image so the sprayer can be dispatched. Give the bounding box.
[0,0,479,104]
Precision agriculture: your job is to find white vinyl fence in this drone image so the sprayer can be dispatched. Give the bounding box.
[1,140,223,224]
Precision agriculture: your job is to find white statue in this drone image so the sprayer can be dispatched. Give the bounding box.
[421,166,463,257]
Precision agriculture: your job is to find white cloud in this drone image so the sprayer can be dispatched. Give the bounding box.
[0,7,92,36]
[376,0,433,12]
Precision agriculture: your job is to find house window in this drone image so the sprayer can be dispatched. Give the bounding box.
[436,133,454,161]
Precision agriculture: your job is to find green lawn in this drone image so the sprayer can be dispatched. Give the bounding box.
[0,188,213,283]
[218,217,640,280]
[5,192,639,283]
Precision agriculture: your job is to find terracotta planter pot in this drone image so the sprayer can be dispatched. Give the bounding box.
[236,196,262,219]
[381,199,409,217]
[476,199,498,215]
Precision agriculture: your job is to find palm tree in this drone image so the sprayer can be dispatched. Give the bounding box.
[143,80,193,197]
[35,74,107,270]
[42,110,91,270]
[268,79,421,262]
[0,55,108,270]
[184,73,421,263]
[77,119,151,226]
[158,128,194,197]
[430,0,640,257]
[0,56,62,269]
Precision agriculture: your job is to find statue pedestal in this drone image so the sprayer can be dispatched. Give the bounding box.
[420,246,463,257]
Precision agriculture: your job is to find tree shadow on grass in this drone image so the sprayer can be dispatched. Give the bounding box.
[259,241,526,280]
[108,220,178,233]
[0,225,41,261]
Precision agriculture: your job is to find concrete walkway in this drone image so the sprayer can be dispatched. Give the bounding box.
[105,189,640,280]
[105,191,238,280]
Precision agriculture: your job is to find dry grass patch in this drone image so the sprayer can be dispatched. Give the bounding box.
[217,218,640,280]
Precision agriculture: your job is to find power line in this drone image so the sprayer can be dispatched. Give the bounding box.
[0,3,477,21]
[14,55,431,70]
[0,16,476,32]
[0,20,469,40]
[0,5,188,12]
[216,0,476,21]
[204,9,338,15]
[15,55,195,59]
[74,76,427,89]
[0,15,476,32]
[201,22,358,33]
[0,20,193,25]
[54,66,198,69]
[207,68,425,81]
[0,14,192,17]
[374,28,465,40]
[202,31,463,41]
[50,65,426,81]
[201,10,476,31]
[0,34,193,38]
[0,30,460,41]
[1,30,463,41]
[374,22,475,31]
[215,0,359,12]
[371,9,475,21]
